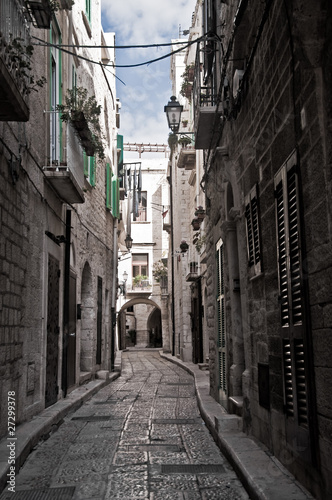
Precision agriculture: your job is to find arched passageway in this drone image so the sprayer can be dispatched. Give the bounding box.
[117,298,163,349]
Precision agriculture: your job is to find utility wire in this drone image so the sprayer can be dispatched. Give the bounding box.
[32,35,205,69]
[32,40,194,49]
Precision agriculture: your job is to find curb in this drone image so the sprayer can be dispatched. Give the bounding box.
[0,363,121,494]
[160,351,314,500]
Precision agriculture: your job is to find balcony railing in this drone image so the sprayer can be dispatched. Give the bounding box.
[43,126,85,204]
[193,41,222,150]
[127,279,152,293]
[0,0,30,120]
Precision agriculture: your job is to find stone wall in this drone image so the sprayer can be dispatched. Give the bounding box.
[203,0,332,497]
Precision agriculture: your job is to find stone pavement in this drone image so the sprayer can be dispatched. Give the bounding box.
[0,351,249,500]
[0,349,315,500]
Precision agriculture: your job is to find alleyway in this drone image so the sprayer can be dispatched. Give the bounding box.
[0,351,249,500]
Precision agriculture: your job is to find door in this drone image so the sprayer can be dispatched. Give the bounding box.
[45,255,60,407]
[67,273,77,388]
[191,280,203,364]
[216,238,227,406]
[96,277,102,365]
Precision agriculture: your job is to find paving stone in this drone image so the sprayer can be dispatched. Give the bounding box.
[1,351,249,500]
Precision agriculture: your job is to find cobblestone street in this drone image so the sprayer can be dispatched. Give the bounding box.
[0,351,249,500]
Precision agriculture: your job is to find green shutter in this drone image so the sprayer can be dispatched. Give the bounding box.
[106,163,113,209]
[112,176,120,218]
[89,156,96,187]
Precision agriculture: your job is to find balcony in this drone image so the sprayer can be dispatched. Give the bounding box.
[186,262,198,282]
[193,42,222,150]
[0,0,30,121]
[43,126,85,204]
[177,145,196,170]
[127,279,152,295]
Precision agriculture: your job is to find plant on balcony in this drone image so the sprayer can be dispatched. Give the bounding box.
[180,240,189,252]
[180,63,195,101]
[6,37,47,93]
[56,87,105,159]
[191,218,201,230]
[195,206,206,220]
[133,275,149,287]
[152,260,168,283]
[168,133,178,150]
[178,135,192,147]
[195,234,206,254]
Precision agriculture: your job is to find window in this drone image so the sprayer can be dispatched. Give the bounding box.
[83,153,96,186]
[136,191,147,221]
[245,184,261,274]
[132,254,148,278]
[50,26,62,163]
[274,150,312,461]
[216,238,227,405]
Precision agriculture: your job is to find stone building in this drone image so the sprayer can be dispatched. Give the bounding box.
[165,2,209,365]
[117,157,170,351]
[0,0,119,438]
[173,0,332,497]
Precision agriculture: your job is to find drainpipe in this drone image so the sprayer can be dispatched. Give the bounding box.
[169,160,176,356]
[111,217,118,371]
[62,208,71,397]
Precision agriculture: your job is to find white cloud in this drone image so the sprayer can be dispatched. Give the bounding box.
[101,0,195,145]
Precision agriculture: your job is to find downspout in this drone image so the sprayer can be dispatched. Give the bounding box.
[169,159,176,356]
[111,219,118,371]
[62,208,71,397]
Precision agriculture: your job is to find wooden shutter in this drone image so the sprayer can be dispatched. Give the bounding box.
[112,176,120,218]
[89,156,96,187]
[216,238,227,402]
[275,151,309,434]
[106,162,113,210]
[245,184,261,273]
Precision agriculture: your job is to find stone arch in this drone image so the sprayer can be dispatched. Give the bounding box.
[80,262,95,372]
[118,298,162,349]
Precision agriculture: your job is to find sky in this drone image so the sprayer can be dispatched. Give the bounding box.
[101,0,195,152]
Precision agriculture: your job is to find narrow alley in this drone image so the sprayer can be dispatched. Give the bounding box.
[0,351,248,500]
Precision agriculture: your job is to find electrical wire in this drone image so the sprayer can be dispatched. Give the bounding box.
[32,39,195,49]
[32,35,205,69]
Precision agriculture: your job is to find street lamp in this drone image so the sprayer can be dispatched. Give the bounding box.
[164,96,183,133]
[122,271,128,283]
[125,234,133,250]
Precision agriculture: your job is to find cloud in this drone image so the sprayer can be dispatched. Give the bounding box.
[102,0,194,45]
[101,0,195,145]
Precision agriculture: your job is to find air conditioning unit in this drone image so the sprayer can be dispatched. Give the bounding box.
[233,69,244,99]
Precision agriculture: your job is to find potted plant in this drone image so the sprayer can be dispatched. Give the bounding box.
[152,260,168,282]
[168,132,178,150]
[195,234,206,254]
[178,135,192,147]
[6,37,47,94]
[133,275,149,287]
[191,218,201,230]
[195,206,205,220]
[180,240,189,252]
[180,63,195,101]
[56,87,105,159]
